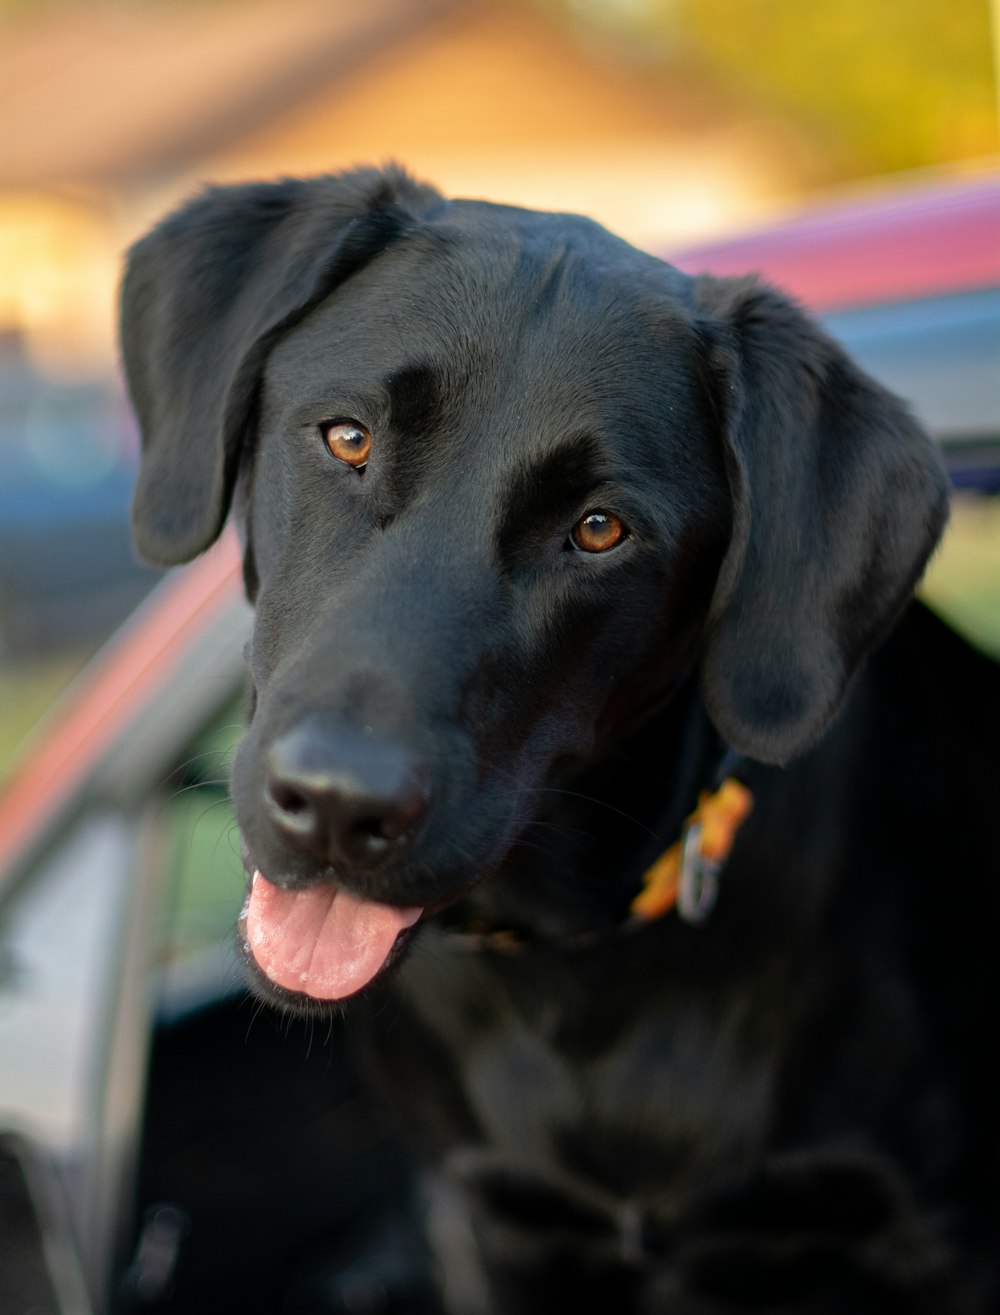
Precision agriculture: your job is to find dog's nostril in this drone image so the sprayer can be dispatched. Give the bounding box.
[351,807,420,849]
[269,782,310,817]
[349,820,393,860]
[354,816,391,843]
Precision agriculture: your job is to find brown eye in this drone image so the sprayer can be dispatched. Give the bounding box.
[571,511,626,553]
[321,420,371,469]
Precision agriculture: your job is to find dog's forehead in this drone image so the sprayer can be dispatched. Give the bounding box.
[261,203,696,430]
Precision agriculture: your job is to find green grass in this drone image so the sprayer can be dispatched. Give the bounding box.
[0,651,90,784]
[158,788,246,964]
[922,493,1000,657]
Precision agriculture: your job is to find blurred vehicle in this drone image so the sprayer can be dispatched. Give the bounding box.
[0,171,997,1314]
[0,340,161,659]
[669,170,1000,492]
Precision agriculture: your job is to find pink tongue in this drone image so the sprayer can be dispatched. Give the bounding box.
[244,870,422,1001]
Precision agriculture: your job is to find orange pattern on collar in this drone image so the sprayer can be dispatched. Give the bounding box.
[630,777,753,923]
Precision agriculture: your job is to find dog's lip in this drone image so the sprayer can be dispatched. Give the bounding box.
[240,867,423,1003]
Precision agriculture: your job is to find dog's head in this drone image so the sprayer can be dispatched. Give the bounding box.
[122,167,948,1005]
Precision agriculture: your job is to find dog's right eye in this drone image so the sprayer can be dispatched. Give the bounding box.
[570,511,627,553]
[321,420,372,471]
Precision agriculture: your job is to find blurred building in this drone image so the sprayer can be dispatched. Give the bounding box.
[0,0,810,379]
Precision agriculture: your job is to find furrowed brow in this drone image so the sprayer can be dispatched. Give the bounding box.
[380,362,447,505]
[386,362,444,438]
[500,434,613,560]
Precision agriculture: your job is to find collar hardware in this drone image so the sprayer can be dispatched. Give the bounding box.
[629,777,753,926]
[444,773,753,952]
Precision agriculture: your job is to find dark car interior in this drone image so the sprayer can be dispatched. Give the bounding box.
[129,1001,436,1314]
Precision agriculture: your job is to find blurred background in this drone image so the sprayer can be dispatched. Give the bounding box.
[1,0,999,774]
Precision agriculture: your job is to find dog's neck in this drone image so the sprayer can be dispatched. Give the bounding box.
[441,677,744,946]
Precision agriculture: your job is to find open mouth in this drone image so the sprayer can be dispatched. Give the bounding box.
[239,868,424,1004]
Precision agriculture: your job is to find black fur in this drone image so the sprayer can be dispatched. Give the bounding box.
[122,167,999,1313]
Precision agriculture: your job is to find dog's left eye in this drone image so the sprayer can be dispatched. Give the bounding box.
[570,511,627,553]
[321,420,372,470]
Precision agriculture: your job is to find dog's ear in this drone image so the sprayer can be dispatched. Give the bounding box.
[121,167,443,565]
[693,275,949,765]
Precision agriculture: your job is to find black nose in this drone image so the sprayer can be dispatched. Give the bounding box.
[264,724,429,870]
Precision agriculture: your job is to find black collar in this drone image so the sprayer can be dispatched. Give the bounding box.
[444,749,753,954]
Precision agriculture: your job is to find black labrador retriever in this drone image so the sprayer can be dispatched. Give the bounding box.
[121,166,1000,1313]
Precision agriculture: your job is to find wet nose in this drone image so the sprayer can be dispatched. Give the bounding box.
[264,723,429,870]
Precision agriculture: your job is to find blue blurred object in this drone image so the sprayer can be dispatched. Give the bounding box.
[824,287,1000,494]
[0,333,161,658]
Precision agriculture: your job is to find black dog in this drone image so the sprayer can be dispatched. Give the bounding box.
[122,167,1000,1313]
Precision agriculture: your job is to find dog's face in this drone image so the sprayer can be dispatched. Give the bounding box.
[236,215,729,899]
[121,168,948,1007]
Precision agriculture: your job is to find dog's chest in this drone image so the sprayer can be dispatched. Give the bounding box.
[392,929,778,1214]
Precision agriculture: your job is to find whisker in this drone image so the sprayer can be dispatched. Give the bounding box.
[513,785,657,839]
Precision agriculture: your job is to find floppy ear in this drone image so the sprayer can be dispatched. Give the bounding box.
[121,166,443,565]
[693,276,949,765]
